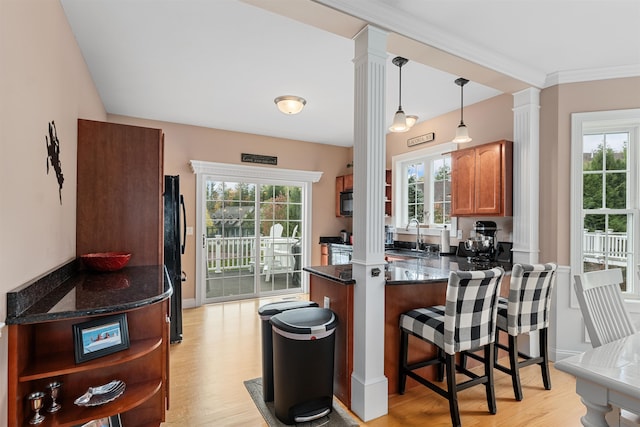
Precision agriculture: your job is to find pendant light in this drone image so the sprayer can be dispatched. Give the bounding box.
[389,57,418,133]
[452,77,472,143]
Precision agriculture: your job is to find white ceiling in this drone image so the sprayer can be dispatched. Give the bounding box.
[60,0,640,147]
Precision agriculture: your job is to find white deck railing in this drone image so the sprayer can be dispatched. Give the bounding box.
[583,230,629,266]
[207,231,629,272]
[206,235,259,273]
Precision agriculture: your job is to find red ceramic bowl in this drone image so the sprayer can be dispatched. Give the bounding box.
[81,252,131,272]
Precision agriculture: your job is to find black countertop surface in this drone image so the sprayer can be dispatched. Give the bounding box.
[6,263,172,325]
[304,250,511,285]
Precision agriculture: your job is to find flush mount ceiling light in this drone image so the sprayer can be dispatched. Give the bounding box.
[389,57,418,133]
[452,77,472,143]
[274,95,306,115]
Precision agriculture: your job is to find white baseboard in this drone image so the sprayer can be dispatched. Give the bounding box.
[551,346,583,362]
[182,298,197,309]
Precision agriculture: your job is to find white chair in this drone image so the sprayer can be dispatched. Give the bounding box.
[269,223,283,238]
[249,224,284,274]
[574,268,640,427]
[263,224,297,282]
[574,269,636,348]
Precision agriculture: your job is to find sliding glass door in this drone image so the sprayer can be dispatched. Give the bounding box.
[202,177,303,303]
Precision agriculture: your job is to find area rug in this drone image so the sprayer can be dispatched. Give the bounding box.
[244,378,360,427]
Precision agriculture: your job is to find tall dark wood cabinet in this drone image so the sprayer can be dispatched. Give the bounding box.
[4,119,170,427]
[76,119,164,266]
[451,140,513,217]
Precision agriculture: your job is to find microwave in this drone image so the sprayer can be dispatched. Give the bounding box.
[339,191,353,216]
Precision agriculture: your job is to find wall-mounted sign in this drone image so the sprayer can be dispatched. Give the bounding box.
[407,132,435,147]
[241,153,277,165]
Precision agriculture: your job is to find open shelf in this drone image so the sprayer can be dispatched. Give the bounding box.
[19,379,162,427]
[20,338,161,382]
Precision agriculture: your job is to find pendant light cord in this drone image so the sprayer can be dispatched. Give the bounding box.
[398,62,403,109]
[459,82,464,125]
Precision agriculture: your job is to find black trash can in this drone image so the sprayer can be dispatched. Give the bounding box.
[270,307,338,425]
[258,300,318,402]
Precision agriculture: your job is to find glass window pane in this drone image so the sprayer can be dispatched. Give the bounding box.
[583,213,605,233]
[583,173,602,209]
[605,132,628,171]
[605,172,626,209]
[583,134,603,171]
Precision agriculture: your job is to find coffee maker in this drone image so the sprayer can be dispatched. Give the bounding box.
[464,221,498,261]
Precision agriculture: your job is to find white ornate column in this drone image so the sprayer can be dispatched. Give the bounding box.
[350,25,389,421]
[512,88,540,264]
[511,87,542,356]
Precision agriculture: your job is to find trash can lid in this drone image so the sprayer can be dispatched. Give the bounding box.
[270,307,338,335]
[258,300,318,319]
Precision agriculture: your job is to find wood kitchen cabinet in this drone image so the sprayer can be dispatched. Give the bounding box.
[77,119,164,266]
[335,173,353,217]
[335,171,391,217]
[335,176,345,217]
[320,243,329,266]
[451,140,512,217]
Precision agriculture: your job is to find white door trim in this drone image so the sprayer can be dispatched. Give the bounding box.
[190,160,322,307]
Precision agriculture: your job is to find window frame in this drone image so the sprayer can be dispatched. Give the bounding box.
[571,109,640,300]
[392,143,458,237]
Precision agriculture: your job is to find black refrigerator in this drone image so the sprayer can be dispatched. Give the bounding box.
[164,175,186,343]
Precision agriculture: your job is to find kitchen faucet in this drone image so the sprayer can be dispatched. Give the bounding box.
[406,218,421,251]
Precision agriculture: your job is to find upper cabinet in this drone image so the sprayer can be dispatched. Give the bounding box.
[77,119,164,265]
[335,171,391,217]
[451,140,513,217]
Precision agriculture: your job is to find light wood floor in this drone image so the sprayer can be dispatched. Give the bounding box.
[162,294,586,426]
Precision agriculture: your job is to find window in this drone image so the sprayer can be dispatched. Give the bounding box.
[393,143,457,234]
[571,110,640,298]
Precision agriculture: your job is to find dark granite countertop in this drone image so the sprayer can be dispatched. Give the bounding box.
[6,262,172,325]
[305,251,511,285]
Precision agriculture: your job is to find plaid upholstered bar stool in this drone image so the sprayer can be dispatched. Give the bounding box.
[463,263,557,401]
[399,267,504,427]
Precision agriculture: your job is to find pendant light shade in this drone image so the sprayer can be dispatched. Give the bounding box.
[406,115,418,128]
[389,57,418,133]
[452,77,472,143]
[274,95,306,115]
[390,109,407,132]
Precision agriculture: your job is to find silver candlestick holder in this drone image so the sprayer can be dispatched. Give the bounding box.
[27,391,45,424]
[46,381,62,413]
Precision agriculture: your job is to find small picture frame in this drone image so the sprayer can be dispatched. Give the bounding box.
[75,414,122,427]
[73,314,130,364]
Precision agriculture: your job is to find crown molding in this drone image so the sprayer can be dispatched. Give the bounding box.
[313,0,547,88]
[189,160,323,183]
[545,64,640,87]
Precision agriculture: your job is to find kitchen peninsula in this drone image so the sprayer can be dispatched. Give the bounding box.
[304,253,511,407]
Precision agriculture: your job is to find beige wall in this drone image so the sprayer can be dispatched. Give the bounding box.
[107,115,352,301]
[539,77,640,265]
[0,0,106,422]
